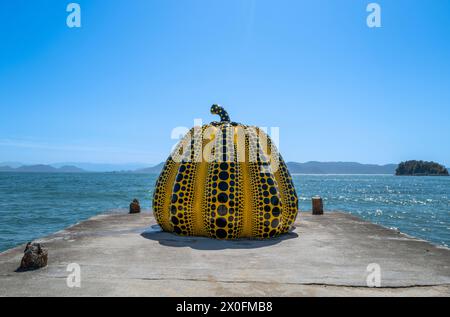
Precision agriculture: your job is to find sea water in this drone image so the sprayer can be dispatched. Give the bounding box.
[0,173,449,252]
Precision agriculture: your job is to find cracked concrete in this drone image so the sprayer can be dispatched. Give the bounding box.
[0,211,449,296]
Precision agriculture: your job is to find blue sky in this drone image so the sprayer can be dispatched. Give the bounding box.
[1,0,449,166]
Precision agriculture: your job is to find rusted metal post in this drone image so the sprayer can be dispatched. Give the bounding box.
[129,199,141,214]
[312,196,324,215]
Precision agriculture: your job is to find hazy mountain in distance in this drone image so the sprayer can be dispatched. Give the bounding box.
[0,165,15,172]
[0,161,401,174]
[0,164,86,173]
[132,161,398,175]
[15,164,57,173]
[51,162,153,172]
[56,165,87,173]
[133,162,165,174]
[287,161,397,174]
[0,162,23,168]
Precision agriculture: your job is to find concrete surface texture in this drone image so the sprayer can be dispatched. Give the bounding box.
[0,211,449,297]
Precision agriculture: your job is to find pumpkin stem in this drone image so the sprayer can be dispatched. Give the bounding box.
[210,104,230,123]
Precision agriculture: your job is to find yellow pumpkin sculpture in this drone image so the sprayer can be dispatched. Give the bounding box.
[153,105,298,239]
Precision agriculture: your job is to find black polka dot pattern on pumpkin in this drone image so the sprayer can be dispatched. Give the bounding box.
[152,105,299,239]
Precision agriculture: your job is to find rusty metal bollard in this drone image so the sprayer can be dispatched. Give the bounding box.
[312,196,324,215]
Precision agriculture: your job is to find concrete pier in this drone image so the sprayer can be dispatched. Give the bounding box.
[1,210,449,296]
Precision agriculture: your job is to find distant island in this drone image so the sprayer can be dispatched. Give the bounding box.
[0,164,85,173]
[133,162,166,174]
[0,162,152,173]
[396,160,449,176]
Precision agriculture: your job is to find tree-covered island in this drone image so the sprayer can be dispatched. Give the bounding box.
[396,160,449,176]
